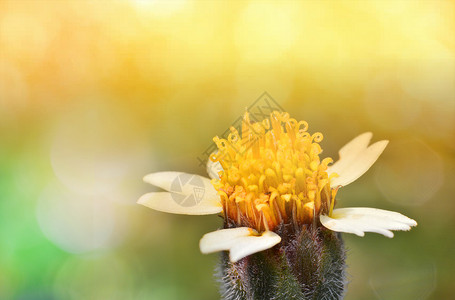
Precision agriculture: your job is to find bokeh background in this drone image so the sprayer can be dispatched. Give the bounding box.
[1,0,454,299]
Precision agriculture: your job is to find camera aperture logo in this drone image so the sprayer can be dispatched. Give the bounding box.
[170,173,206,207]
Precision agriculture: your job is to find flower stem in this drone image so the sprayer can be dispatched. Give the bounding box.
[217,225,347,300]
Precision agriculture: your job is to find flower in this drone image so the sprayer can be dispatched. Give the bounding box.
[138,111,417,263]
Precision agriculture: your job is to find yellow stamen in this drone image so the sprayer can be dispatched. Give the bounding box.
[211,111,335,232]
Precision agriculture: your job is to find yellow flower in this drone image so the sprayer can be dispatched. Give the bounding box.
[138,111,417,263]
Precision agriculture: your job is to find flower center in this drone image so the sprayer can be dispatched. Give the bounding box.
[210,111,338,232]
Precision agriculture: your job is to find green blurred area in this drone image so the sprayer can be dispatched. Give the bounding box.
[1,0,454,299]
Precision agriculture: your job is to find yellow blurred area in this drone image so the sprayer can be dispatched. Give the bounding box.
[0,0,454,299]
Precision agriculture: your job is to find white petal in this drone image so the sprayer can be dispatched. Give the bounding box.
[137,192,223,215]
[229,231,282,263]
[138,192,222,215]
[199,227,253,253]
[338,132,373,157]
[330,132,373,172]
[320,207,417,238]
[206,154,223,180]
[143,172,212,193]
[141,171,221,214]
[327,133,388,187]
[199,228,281,263]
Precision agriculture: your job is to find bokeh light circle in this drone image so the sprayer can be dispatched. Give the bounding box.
[36,181,117,254]
[375,139,444,206]
[50,101,153,198]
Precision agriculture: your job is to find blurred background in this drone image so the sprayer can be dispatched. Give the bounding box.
[0,0,454,299]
